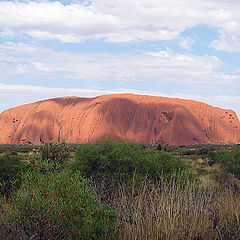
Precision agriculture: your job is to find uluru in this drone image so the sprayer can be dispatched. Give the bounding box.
[0,94,239,145]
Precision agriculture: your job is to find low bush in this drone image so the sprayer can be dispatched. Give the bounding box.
[0,154,27,197]
[228,146,240,177]
[0,144,35,154]
[72,139,192,185]
[38,141,71,168]
[209,146,240,177]
[10,168,116,240]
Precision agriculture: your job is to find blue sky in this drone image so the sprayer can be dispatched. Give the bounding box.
[0,0,240,116]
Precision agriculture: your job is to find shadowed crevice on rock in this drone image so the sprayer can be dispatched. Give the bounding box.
[48,97,95,107]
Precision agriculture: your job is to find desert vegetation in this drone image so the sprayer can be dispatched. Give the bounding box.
[0,140,240,239]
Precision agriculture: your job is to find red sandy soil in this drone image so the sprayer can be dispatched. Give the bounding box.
[0,94,239,145]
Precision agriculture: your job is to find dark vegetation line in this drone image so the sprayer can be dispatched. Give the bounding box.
[0,140,240,239]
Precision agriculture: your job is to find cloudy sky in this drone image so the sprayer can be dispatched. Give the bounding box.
[0,0,240,116]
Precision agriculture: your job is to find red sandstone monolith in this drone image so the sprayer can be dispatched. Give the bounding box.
[0,94,239,145]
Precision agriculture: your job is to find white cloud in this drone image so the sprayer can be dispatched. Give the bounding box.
[26,30,81,43]
[1,42,237,88]
[32,62,54,72]
[179,37,194,51]
[209,30,240,52]
[0,29,14,38]
[0,0,240,43]
[0,42,239,93]
[16,64,29,74]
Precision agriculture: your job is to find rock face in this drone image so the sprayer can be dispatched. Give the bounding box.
[0,94,239,145]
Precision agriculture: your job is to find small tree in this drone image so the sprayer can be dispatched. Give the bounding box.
[39,141,71,168]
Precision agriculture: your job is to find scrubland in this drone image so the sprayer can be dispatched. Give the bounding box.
[0,140,240,240]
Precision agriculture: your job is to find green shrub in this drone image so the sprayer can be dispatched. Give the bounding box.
[0,155,27,197]
[39,141,71,168]
[209,146,240,177]
[71,139,192,184]
[228,146,240,176]
[0,144,35,154]
[157,143,162,151]
[217,150,231,163]
[11,168,116,240]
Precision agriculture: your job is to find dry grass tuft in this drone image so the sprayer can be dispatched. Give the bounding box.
[111,177,240,240]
